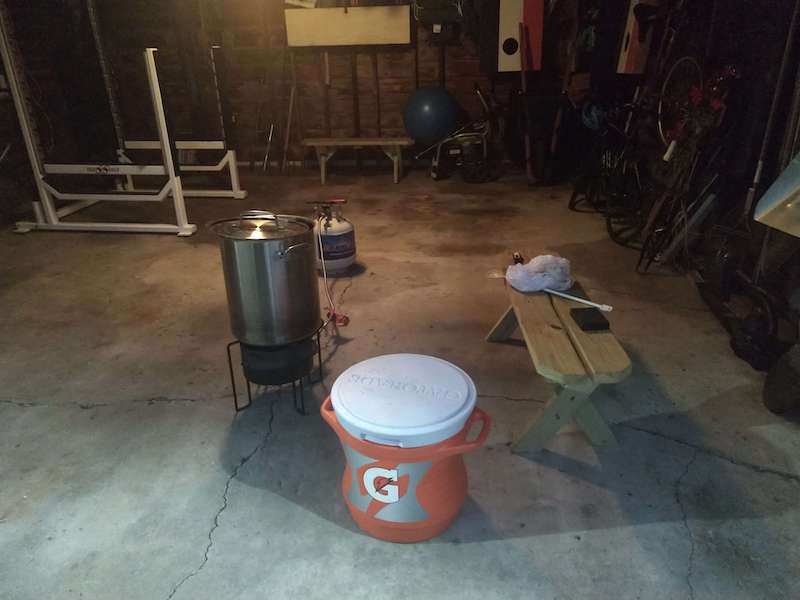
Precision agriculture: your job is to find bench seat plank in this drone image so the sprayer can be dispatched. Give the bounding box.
[508,286,589,385]
[550,292,632,384]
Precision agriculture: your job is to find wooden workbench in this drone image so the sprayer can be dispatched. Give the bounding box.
[487,283,631,452]
[302,137,413,184]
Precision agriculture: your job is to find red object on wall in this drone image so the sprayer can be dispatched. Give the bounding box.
[523,0,544,71]
[617,0,660,75]
[498,0,544,72]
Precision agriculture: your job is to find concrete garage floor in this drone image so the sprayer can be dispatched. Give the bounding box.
[1,170,799,600]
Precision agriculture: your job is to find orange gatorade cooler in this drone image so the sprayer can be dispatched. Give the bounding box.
[321,354,491,543]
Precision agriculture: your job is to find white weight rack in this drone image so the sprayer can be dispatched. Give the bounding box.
[117,139,245,202]
[118,45,246,202]
[0,2,244,236]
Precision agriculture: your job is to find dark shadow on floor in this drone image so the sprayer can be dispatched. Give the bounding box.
[219,367,798,548]
[217,347,798,598]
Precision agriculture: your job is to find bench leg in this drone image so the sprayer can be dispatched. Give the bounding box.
[574,401,618,447]
[513,380,597,453]
[486,305,517,342]
[315,146,335,185]
[381,145,402,183]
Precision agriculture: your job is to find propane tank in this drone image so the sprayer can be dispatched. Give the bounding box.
[312,199,356,274]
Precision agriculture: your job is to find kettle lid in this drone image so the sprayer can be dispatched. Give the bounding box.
[209,210,310,240]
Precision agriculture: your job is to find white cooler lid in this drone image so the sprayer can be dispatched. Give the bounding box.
[330,354,477,448]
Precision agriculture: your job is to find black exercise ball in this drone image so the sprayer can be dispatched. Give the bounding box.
[403,86,459,145]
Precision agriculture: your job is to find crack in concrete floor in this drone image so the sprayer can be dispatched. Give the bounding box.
[133,396,214,404]
[163,396,278,600]
[0,396,228,409]
[0,398,111,409]
[477,393,547,403]
[674,449,699,600]
[4,395,796,484]
[620,423,800,484]
[5,384,797,600]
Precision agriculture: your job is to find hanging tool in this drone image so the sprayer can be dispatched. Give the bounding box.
[281,84,295,173]
[742,0,800,228]
[281,52,297,174]
[549,16,582,163]
[351,51,361,171]
[262,123,274,172]
[518,22,536,186]
[322,51,331,137]
[85,0,125,151]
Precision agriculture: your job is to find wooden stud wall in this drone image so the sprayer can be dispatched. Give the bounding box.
[8,0,492,165]
[130,0,490,163]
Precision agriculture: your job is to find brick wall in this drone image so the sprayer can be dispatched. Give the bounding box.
[4,0,495,168]
[102,0,493,164]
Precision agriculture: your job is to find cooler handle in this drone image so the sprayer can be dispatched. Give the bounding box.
[321,398,491,456]
[435,407,491,457]
[320,396,340,432]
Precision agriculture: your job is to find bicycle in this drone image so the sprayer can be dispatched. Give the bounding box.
[570,0,699,246]
[636,63,737,272]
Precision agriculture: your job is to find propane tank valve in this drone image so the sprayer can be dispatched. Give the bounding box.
[309,198,356,275]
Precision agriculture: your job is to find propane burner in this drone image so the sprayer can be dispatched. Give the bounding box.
[226,329,323,414]
[241,340,316,385]
[210,210,325,415]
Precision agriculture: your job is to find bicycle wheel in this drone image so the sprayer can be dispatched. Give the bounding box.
[605,161,644,249]
[637,187,681,272]
[640,192,695,273]
[570,130,622,213]
[657,56,704,148]
[606,210,644,249]
[570,176,604,213]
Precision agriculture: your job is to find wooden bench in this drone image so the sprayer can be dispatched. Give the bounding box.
[302,137,413,184]
[487,283,631,453]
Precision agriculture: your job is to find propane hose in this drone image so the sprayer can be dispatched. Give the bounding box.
[317,216,350,327]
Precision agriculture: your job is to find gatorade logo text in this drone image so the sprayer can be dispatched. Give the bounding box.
[348,373,462,402]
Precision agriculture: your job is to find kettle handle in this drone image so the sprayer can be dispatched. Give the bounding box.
[239,210,280,226]
[278,242,309,258]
